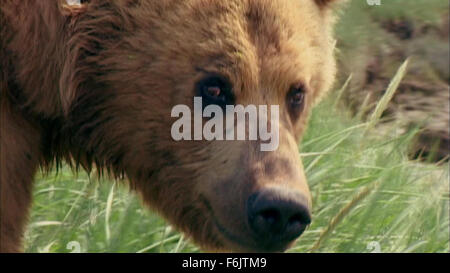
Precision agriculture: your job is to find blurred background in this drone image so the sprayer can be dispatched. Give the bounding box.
[24,0,449,253]
[335,0,449,161]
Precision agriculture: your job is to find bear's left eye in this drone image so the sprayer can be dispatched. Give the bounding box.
[196,75,234,108]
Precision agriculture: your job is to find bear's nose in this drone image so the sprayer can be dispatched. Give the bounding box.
[247,188,311,245]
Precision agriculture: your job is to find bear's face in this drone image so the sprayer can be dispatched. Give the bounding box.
[68,0,338,252]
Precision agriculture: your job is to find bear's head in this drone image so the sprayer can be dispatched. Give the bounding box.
[63,0,340,252]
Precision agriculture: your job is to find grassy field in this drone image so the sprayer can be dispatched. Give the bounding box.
[24,59,449,252]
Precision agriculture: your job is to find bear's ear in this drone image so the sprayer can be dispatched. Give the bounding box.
[314,0,341,8]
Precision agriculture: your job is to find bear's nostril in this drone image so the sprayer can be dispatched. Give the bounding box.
[260,209,280,225]
[288,212,311,226]
[285,212,311,238]
[288,214,302,227]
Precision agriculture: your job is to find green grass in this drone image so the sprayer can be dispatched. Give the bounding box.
[24,63,449,253]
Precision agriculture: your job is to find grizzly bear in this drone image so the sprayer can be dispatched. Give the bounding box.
[0,0,340,253]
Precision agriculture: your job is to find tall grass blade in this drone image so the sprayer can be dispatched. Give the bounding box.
[365,59,409,133]
[105,182,115,243]
[310,185,375,252]
[334,74,353,108]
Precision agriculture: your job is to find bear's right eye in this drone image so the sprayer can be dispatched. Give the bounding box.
[196,75,234,108]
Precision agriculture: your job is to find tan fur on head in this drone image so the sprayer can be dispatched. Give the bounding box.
[1,0,340,252]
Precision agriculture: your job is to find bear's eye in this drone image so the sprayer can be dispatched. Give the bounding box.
[287,83,306,117]
[196,75,234,108]
[204,86,223,100]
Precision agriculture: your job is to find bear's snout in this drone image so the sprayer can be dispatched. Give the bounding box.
[247,188,311,249]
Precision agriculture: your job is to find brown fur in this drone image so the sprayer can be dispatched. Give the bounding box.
[0,0,339,252]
